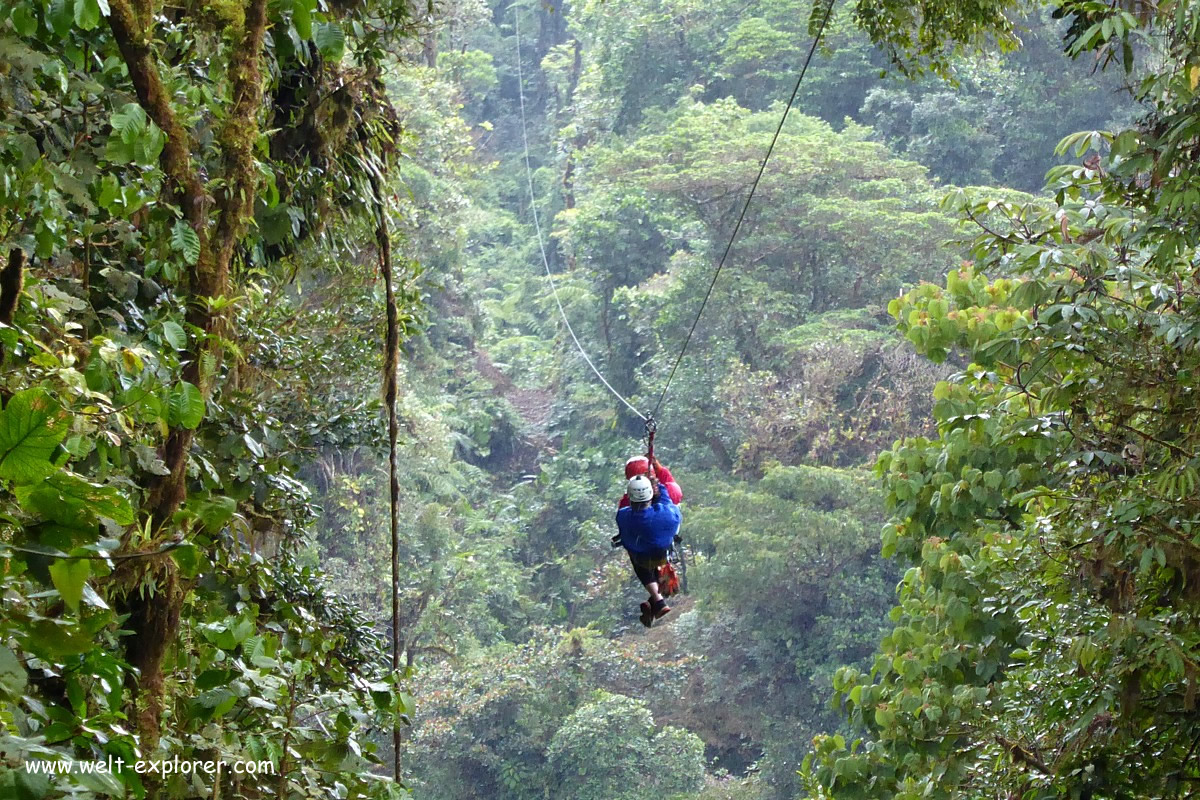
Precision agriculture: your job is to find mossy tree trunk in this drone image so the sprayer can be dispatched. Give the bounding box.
[105,0,270,756]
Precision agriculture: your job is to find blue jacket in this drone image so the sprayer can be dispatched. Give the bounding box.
[616,491,681,555]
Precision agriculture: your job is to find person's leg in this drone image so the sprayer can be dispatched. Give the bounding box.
[643,550,670,617]
[631,561,663,600]
[630,552,670,621]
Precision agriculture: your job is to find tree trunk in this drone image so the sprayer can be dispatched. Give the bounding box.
[0,249,24,371]
[106,0,269,759]
[708,434,734,471]
[423,28,437,68]
[370,171,404,784]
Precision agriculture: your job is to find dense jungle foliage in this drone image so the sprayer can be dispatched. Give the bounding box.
[1,0,1197,799]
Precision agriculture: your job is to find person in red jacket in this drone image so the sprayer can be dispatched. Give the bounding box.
[617,455,682,508]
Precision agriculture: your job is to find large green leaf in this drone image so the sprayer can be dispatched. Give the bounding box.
[197,495,237,532]
[47,0,74,34]
[106,103,164,166]
[11,4,38,36]
[133,123,165,166]
[292,0,314,39]
[168,381,206,429]
[171,544,203,578]
[0,389,70,484]
[26,620,92,660]
[109,103,146,143]
[170,222,201,266]
[190,687,238,721]
[16,471,135,527]
[48,558,90,613]
[314,21,345,60]
[14,768,51,800]
[74,771,125,797]
[0,645,27,700]
[161,320,187,350]
[74,0,101,30]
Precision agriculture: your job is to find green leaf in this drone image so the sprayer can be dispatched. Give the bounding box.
[161,320,187,350]
[197,495,236,532]
[195,669,233,691]
[0,389,70,484]
[74,770,124,796]
[48,0,74,34]
[104,135,135,165]
[171,544,203,578]
[48,558,90,613]
[134,122,165,166]
[106,104,163,166]
[106,104,147,164]
[313,21,345,60]
[14,767,51,800]
[170,221,201,266]
[0,645,27,700]
[12,4,38,36]
[27,620,92,659]
[243,432,264,458]
[16,471,135,527]
[292,0,313,39]
[192,687,238,720]
[168,381,205,429]
[81,583,110,610]
[74,0,100,30]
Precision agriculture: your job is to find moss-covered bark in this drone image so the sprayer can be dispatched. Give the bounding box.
[104,0,271,756]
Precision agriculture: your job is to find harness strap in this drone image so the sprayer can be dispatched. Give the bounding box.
[645,417,657,476]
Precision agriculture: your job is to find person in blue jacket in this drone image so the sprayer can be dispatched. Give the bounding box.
[616,472,681,627]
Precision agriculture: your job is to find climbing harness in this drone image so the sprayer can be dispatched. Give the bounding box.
[610,533,687,595]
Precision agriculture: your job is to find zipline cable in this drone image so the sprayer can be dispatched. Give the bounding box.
[512,2,649,422]
[650,0,836,419]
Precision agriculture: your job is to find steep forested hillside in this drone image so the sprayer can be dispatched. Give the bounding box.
[2,1,1197,799]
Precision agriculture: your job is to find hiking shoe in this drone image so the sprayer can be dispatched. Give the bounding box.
[639,601,653,628]
[650,597,671,620]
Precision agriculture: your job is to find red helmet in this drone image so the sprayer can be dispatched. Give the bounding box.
[624,456,650,479]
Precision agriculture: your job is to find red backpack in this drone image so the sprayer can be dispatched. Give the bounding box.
[656,563,680,598]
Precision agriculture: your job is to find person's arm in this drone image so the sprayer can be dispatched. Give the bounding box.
[661,494,681,526]
[653,460,683,503]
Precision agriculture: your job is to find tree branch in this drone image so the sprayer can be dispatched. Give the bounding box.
[995,735,1052,775]
[211,0,269,274]
[106,0,209,238]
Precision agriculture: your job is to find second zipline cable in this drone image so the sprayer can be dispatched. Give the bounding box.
[513,2,648,421]
[650,0,836,419]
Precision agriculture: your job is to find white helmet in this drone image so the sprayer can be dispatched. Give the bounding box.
[627,475,653,503]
